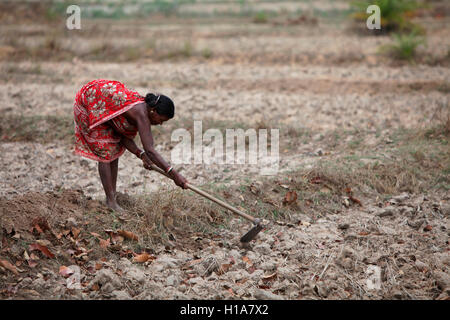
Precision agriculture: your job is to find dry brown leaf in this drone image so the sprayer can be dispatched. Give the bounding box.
[258,284,271,289]
[349,195,362,206]
[111,233,124,244]
[31,217,51,234]
[263,198,279,207]
[423,225,432,232]
[182,258,203,270]
[90,232,101,238]
[30,253,40,260]
[249,184,259,195]
[262,272,277,282]
[36,239,51,247]
[99,238,110,249]
[95,263,103,270]
[1,236,8,250]
[133,253,151,263]
[242,256,252,265]
[320,186,331,194]
[29,243,55,259]
[217,263,232,275]
[59,266,74,278]
[27,259,38,268]
[23,250,30,261]
[309,177,322,184]
[283,191,298,205]
[71,227,81,239]
[117,230,138,241]
[32,225,43,234]
[91,283,100,291]
[0,259,19,275]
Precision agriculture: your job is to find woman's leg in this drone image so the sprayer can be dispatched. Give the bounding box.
[110,158,119,198]
[98,161,122,211]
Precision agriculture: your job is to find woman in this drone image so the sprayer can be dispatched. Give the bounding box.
[73,79,188,211]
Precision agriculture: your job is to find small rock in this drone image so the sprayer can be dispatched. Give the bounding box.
[156,255,179,268]
[118,258,132,269]
[193,264,207,276]
[101,283,115,294]
[338,223,350,230]
[111,290,132,300]
[278,267,296,281]
[249,270,264,282]
[377,206,396,217]
[227,270,248,282]
[189,277,204,285]
[415,260,428,272]
[282,240,297,250]
[206,273,218,281]
[252,288,284,300]
[124,267,146,285]
[344,233,357,241]
[166,275,179,287]
[392,193,410,203]
[316,284,329,298]
[254,243,271,255]
[441,203,450,216]
[260,261,277,271]
[178,284,187,293]
[19,277,33,288]
[314,148,323,156]
[32,277,46,288]
[229,249,242,262]
[393,290,403,299]
[399,207,414,215]
[407,219,424,230]
[66,217,78,228]
[257,233,275,245]
[91,269,123,289]
[433,271,450,290]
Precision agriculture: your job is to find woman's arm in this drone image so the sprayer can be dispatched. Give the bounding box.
[120,136,143,159]
[124,104,188,188]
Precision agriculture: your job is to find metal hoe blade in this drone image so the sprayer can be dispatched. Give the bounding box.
[240,218,264,243]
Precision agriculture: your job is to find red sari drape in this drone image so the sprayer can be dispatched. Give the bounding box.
[73,79,144,162]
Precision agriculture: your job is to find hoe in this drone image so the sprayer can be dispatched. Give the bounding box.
[146,163,264,242]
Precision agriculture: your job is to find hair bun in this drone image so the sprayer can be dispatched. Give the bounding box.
[145,93,159,107]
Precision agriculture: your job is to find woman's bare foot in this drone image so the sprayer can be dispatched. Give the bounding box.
[106,198,124,212]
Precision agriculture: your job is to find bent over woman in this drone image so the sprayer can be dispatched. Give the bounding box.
[73,79,187,211]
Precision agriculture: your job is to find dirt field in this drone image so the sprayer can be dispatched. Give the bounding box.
[0,1,449,300]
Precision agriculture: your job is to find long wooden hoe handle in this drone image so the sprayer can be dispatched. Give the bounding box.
[147,163,257,223]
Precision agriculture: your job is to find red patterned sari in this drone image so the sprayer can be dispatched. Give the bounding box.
[73,79,144,162]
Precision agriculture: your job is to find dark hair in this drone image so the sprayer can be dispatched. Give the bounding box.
[145,93,174,119]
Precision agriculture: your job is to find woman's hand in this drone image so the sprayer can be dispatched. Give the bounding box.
[170,170,188,189]
[142,162,188,189]
[141,153,153,169]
